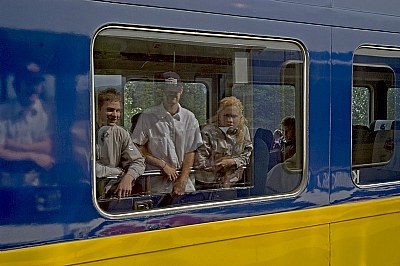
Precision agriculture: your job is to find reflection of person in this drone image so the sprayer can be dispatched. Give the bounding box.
[280,116,296,161]
[196,96,253,188]
[96,88,145,198]
[0,63,54,186]
[132,71,202,196]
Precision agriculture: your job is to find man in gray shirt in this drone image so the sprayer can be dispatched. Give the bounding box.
[96,88,145,198]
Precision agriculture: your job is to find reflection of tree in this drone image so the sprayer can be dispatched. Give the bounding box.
[123,81,152,130]
[387,88,399,120]
[179,83,207,126]
[124,81,300,132]
[352,87,370,126]
[123,81,207,131]
[233,84,296,131]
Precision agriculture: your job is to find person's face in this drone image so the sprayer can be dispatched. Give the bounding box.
[282,125,295,142]
[18,81,43,107]
[218,105,240,127]
[273,130,282,139]
[100,100,121,126]
[163,88,183,105]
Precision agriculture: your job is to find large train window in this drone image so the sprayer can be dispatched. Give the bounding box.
[93,26,305,214]
[352,46,400,185]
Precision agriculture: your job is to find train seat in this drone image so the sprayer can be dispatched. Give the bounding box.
[253,128,271,195]
[369,120,395,163]
[253,128,283,171]
[254,128,273,149]
[352,124,373,165]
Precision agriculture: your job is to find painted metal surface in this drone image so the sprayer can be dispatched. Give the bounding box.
[0,1,330,250]
[0,1,399,265]
[2,195,400,265]
[330,27,400,204]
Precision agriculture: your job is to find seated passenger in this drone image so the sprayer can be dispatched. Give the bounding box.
[131,71,203,196]
[280,116,296,161]
[196,96,253,188]
[96,88,145,198]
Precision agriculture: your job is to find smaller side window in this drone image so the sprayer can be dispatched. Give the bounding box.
[352,47,400,185]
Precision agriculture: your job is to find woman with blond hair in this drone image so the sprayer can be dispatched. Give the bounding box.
[196,96,253,188]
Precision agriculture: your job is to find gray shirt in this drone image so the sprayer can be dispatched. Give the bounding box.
[196,124,253,184]
[96,125,145,179]
[197,124,253,169]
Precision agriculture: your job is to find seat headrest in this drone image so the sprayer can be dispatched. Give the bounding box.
[370,120,400,131]
[254,128,273,149]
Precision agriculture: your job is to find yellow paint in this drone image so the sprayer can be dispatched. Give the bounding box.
[2,196,400,266]
[331,213,400,266]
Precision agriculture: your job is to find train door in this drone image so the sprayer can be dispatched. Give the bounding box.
[331,27,400,265]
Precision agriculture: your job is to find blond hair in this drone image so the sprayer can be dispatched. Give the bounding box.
[211,96,247,143]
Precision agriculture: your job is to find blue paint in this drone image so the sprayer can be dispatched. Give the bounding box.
[0,0,400,251]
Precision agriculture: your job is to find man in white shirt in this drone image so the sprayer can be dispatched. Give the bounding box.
[132,72,203,196]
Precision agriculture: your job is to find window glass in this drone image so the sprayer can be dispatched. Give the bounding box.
[124,81,207,132]
[352,47,400,185]
[93,27,305,214]
[352,86,370,126]
[387,87,400,120]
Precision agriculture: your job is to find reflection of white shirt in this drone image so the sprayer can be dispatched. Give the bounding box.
[265,154,301,194]
[132,103,202,193]
[0,100,48,146]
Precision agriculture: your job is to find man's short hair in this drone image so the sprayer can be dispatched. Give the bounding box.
[14,63,45,97]
[281,116,295,128]
[97,88,121,109]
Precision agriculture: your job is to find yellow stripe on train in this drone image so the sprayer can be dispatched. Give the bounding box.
[2,196,400,266]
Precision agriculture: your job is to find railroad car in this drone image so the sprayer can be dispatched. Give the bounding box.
[1,0,400,265]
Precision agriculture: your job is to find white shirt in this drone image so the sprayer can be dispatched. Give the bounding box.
[0,99,48,146]
[132,103,202,193]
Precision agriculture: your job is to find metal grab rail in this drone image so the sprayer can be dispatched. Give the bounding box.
[96,167,248,200]
[96,169,196,199]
